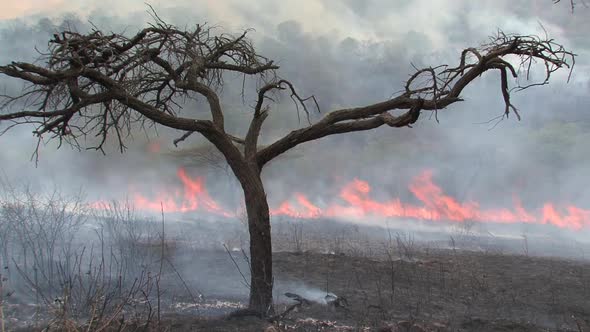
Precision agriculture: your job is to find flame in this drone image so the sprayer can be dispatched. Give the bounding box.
[270,193,322,219]
[147,141,161,153]
[90,167,590,230]
[124,168,232,217]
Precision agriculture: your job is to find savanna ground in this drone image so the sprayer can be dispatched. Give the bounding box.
[2,200,590,332]
[147,234,590,332]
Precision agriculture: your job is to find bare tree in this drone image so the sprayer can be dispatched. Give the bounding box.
[0,10,575,314]
[553,0,588,12]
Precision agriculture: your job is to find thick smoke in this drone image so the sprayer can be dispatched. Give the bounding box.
[1,1,590,246]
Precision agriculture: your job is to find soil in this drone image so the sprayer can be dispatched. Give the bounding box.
[5,241,590,331]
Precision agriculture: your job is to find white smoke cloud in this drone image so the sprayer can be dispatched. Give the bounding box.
[1,1,589,241]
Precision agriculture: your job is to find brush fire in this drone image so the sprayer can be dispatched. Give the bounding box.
[90,166,590,230]
[3,1,590,330]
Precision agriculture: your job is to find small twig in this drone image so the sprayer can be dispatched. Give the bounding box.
[173,131,194,147]
[164,255,203,303]
[157,202,165,329]
[0,274,5,332]
[223,244,250,289]
[267,302,301,322]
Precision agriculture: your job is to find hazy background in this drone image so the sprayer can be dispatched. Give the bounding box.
[1,0,590,240]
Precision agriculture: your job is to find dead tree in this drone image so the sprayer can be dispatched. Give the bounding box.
[0,12,574,315]
[553,0,587,12]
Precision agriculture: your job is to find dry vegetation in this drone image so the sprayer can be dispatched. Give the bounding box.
[1,183,589,332]
[0,4,586,329]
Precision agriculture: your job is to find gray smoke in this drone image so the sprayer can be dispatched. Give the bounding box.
[1,2,590,242]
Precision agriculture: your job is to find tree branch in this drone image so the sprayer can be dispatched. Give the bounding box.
[1,21,279,155]
[0,21,574,173]
[256,97,429,167]
[256,33,574,167]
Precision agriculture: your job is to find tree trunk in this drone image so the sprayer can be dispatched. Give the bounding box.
[202,128,274,315]
[238,168,274,315]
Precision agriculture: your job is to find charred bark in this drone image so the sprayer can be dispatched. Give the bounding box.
[244,181,273,315]
[236,165,273,315]
[201,125,274,315]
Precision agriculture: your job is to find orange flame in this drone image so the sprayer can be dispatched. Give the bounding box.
[90,167,590,230]
[147,141,161,153]
[270,193,322,219]
[129,168,232,217]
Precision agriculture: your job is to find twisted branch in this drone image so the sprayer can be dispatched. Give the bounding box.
[0,18,277,156]
[0,19,575,173]
[256,32,574,167]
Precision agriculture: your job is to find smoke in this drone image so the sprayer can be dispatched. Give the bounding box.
[1,1,590,249]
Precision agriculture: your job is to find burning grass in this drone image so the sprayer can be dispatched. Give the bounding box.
[91,167,590,230]
[2,178,590,331]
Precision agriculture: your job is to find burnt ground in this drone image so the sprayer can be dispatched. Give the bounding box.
[8,248,590,331]
[156,249,590,332]
[3,216,590,332]
[274,250,590,331]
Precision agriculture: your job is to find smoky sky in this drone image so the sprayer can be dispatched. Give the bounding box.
[1,1,590,237]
